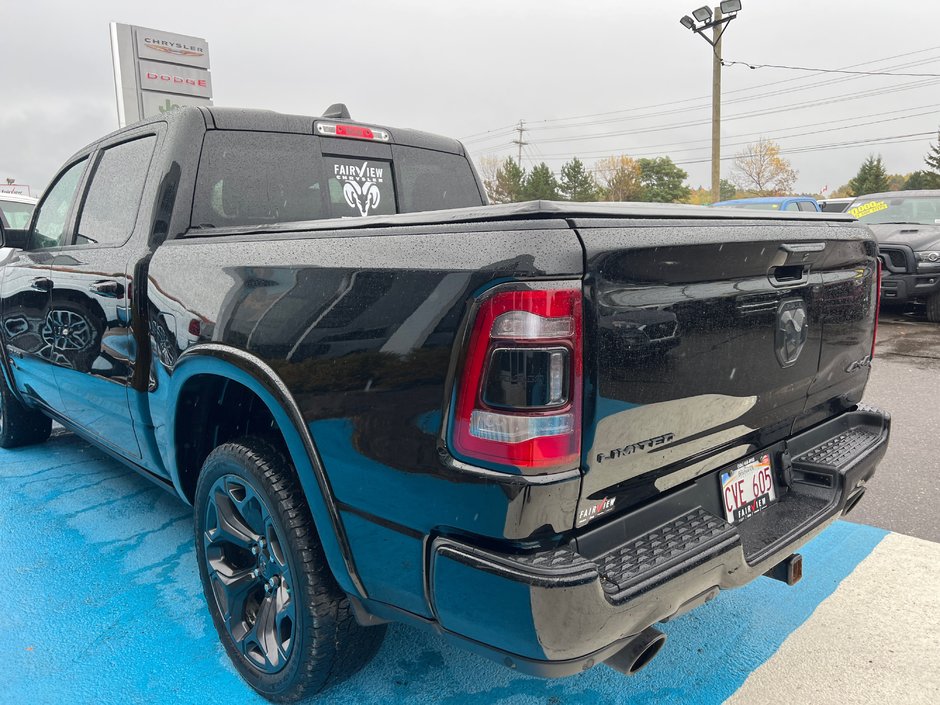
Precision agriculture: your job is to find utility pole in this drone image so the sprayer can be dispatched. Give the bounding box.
[512,120,527,167]
[679,1,740,203]
[711,7,722,204]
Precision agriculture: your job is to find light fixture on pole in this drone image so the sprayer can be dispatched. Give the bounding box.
[679,2,742,203]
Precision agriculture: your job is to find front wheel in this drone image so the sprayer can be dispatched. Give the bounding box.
[194,438,385,702]
[926,291,940,323]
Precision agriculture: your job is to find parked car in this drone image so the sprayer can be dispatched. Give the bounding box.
[818,197,854,213]
[711,196,821,212]
[846,189,940,321]
[0,106,889,702]
[0,192,37,230]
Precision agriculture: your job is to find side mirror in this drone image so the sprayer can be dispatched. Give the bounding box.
[0,222,30,250]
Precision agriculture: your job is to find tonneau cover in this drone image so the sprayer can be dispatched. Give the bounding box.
[180,200,856,240]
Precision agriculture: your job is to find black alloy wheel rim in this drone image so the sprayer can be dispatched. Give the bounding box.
[40,309,94,367]
[203,474,296,673]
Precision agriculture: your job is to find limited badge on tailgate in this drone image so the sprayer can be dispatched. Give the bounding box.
[720,453,776,523]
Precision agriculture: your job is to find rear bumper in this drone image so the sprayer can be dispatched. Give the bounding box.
[881,271,940,303]
[427,405,890,676]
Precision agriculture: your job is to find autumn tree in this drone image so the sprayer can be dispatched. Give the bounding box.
[886,173,907,191]
[829,183,855,198]
[848,155,889,197]
[559,157,599,201]
[731,139,797,196]
[594,155,643,201]
[477,156,501,202]
[523,162,561,200]
[637,157,690,203]
[684,187,711,205]
[483,157,526,203]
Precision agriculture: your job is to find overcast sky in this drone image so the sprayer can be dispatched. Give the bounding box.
[3,0,940,196]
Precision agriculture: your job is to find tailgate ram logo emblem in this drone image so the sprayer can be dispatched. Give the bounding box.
[776,299,808,368]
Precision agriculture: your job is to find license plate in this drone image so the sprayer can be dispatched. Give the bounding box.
[720,453,776,523]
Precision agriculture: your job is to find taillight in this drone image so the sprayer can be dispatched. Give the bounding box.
[451,283,582,473]
[871,259,882,359]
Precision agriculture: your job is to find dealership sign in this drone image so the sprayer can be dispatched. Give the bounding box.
[0,184,31,196]
[110,23,212,127]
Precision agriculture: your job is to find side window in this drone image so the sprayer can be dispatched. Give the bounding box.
[193,131,326,229]
[30,158,88,250]
[394,146,483,212]
[783,201,801,211]
[798,201,817,212]
[77,136,156,247]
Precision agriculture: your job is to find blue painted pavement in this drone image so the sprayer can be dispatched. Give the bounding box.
[0,432,888,704]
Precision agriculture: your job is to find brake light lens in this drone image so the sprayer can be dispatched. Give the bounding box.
[871,259,882,359]
[451,284,582,473]
[316,122,390,142]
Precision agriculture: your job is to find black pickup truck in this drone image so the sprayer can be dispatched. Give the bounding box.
[846,189,940,321]
[0,106,889,702]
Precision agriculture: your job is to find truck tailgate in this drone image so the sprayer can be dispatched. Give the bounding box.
[575,218,878,525]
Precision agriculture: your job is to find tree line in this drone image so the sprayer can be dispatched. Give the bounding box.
[479,155,691,204]
[829,132,940,197]
[477,127,940,203]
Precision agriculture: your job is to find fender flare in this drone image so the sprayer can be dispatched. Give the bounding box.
[166,343,367,599]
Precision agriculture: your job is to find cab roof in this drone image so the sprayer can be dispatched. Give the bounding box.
[0,192,37,204]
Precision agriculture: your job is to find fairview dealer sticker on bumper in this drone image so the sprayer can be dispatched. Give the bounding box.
[577,496,616,527]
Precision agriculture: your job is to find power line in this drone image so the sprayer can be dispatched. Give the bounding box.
[479,104,940,162]
[461,45,940,139]
[524,55,940,135]
[671,131,937,166]
[721,60,940,77]
[459,122,519,142]
[529,78,940,145]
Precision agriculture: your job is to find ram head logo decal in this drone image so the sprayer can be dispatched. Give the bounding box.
[342,180,381,216]
[776,299,808,368]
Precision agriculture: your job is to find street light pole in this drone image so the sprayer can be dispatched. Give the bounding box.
[679,2,741,203]
[711,7,722,204]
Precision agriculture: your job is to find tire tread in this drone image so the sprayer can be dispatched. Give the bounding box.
[195,437,385,702]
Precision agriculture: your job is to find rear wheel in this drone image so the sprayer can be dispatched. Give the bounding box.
[926,291,940,323]
[0,373,52,449]
[194,438,385,702]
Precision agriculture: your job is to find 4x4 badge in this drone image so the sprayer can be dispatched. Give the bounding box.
[776,299,808,368]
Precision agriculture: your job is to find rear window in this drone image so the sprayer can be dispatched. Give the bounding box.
[191,130,482,230]
[0,198,34,229]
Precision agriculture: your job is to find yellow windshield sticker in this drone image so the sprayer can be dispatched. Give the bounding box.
[848,201,888,219]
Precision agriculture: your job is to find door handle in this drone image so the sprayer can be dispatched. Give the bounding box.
[30,277,53,292]
[90,280,124,298]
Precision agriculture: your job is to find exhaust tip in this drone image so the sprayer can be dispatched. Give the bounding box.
[842,489,866,515]
[605,627,667,675]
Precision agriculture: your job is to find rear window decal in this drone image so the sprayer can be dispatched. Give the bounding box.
[336,161,385,216]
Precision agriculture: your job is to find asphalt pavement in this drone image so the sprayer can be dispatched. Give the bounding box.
[846,309,940,542]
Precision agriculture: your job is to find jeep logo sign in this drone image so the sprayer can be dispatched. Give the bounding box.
[776,299,808,368]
